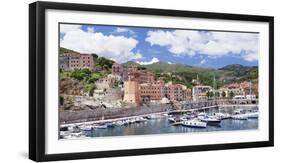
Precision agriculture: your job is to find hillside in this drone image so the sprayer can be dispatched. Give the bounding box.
[59,47,258,88]
[123,61,258,88]
[59,47,80,55]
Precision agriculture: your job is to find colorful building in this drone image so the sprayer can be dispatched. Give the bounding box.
[124,78,191,104]
[123,80,140,104]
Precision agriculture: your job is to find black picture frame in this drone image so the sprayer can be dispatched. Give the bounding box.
[29,1,274,162]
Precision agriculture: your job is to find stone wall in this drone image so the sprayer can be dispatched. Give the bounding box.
[60,104,170,124]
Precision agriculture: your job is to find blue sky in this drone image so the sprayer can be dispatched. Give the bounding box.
[60,24,259,69]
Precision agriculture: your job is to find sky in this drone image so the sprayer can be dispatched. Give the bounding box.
[60,23,259,69]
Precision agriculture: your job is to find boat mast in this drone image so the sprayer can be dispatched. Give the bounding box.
[213,73,216,100]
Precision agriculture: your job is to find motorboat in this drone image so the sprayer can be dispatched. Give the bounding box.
[135,117,147,123]
[231,114,248,120]
[129,119,136,124]
[198,115,221,123]
[106,122,115,128]
[214,112,231,119]
[115,120,125,126]
[197,112,207,117]
[94,124,108,129]
[80,125,94,131]
[182,119,207,128]
[168,117,181,123]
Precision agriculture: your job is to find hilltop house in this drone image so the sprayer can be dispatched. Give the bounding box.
[59,53,95,70]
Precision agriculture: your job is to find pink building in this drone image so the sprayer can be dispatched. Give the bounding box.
[112,63,124,76]
[61,53,95,70]
[80,54,94,69]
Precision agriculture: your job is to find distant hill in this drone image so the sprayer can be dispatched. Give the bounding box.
[219,64,255,76]
[123,61,140,67]
[59,47,79,56]
[122,61,258,88]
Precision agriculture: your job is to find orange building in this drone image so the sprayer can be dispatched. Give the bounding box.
[123,80,140,104]
[127,69,155,84]
[124,79,191,104]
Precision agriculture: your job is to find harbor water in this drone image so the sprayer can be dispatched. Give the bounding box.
[60,106,258,139]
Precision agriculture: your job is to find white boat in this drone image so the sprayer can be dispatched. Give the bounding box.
[182,119,207,128]
[106,122,115,128]
[233,109,244,114]
[231,114,248,120]
[129,119,136,124]
[115,120,125,126]
[180,117,188,121]
[245,112,259,118]
[80,125,94,131]
[60,131,71,137]
[94,124,108,129]
[168,117,176,123]
[197,112,207,116]
[163,113,169,117]
[135,117,147,123]
[214,113,231,119]
[198,115,221,123]
[70,132,83,137]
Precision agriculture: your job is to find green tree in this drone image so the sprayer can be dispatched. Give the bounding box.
[206,91,214,99]
[215,92,220,97]
[96,57,114,70]
[69,68,91,81]
[88,73,102,83]
[229,91,234,99]
[85,84,96,96]
[222,91,226,98]
[91,53,98,59]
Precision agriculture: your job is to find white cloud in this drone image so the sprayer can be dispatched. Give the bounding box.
[116,28,129,33]
[136,57,159,65]
[60,24,142,63]
[146,30,259,62]
[114,27,137,37]
[167,61,174,64]
[200,59,206,64]
[87,26,95,33]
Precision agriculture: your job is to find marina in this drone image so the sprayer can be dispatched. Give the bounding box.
[60,105,258,139]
